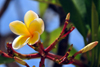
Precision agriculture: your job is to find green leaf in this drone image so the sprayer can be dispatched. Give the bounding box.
[59,0,87,39]
[0,55,14,64]
[39,2,48,17]
[72,0,86,18]
[91,1,99,66]
[97,0,100,25]
[97,26,100,66]
[93,0,99,11]
[91,1,99,42]
[84,0,92,28]
[33,0,61,6]
[84,0,100,28]
[49,27,61,45]
[40,31,50,47]
[49,27,62,53]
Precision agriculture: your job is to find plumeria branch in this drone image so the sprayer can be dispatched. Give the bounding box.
[6,42,40,59]
[45,13,75,53]
[0,37,98,67]
[0,13,98,67]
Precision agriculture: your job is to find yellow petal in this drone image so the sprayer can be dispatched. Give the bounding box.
[12,35,29,49]
[29,18,44,34]
[24,10,38,28]
[28,31,40,45]
[9,21,30,35]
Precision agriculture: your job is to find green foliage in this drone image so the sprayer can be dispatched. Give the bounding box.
[0,55,14,64]
[39,3,48,17]
[91,1,99,41]
[38,0,100,66]
[84,0,92,28]
[91,1,99,67]
[41,31,50,47]
[59,0,87,39]
[72,0,86,18]
[34,0,61,6]
[98,26,100,66]
[59,0,100,66]
[37,0,100,62]
[49,27,62,53]
[48,27,61,46]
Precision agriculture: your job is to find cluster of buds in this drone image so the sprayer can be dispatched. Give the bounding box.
[0,11,98,67]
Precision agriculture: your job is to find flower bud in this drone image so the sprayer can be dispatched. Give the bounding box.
[14,57,29,67]
[66,13,70,20]
[80,41,98,53]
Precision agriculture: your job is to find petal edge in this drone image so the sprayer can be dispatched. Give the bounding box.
[29,18,44,34]
[24,10,38,28]
[28,31,40,45]
[12,36,29,49]
[9,21,30,35]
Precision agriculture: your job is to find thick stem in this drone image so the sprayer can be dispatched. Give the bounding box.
[45,36,61,53]
[39,57,45,67]
[6,43,40,59]
[28,40,45,57]
[0,50,12,58]
[47,52,62,59]
[38,41,45,57]
[46,52,87,67]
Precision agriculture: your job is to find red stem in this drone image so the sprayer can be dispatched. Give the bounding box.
[1,43,87,67]
[0,50,12,58]
[25,53,40,59]
[0,12,88,67]
[6,43,41,58]
[61,27,75,38]
[46,54,56,61]
[45,19,71,53]
[27,41,45,57]
[61,20,69,35]
[47,52,62,59]
[46,53,87,66]
[39,41,44,51]
[39,57,45,67]
[45,37,60,52]
[38,41,45,57]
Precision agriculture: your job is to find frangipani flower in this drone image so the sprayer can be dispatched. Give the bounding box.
[9,10,44,49]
